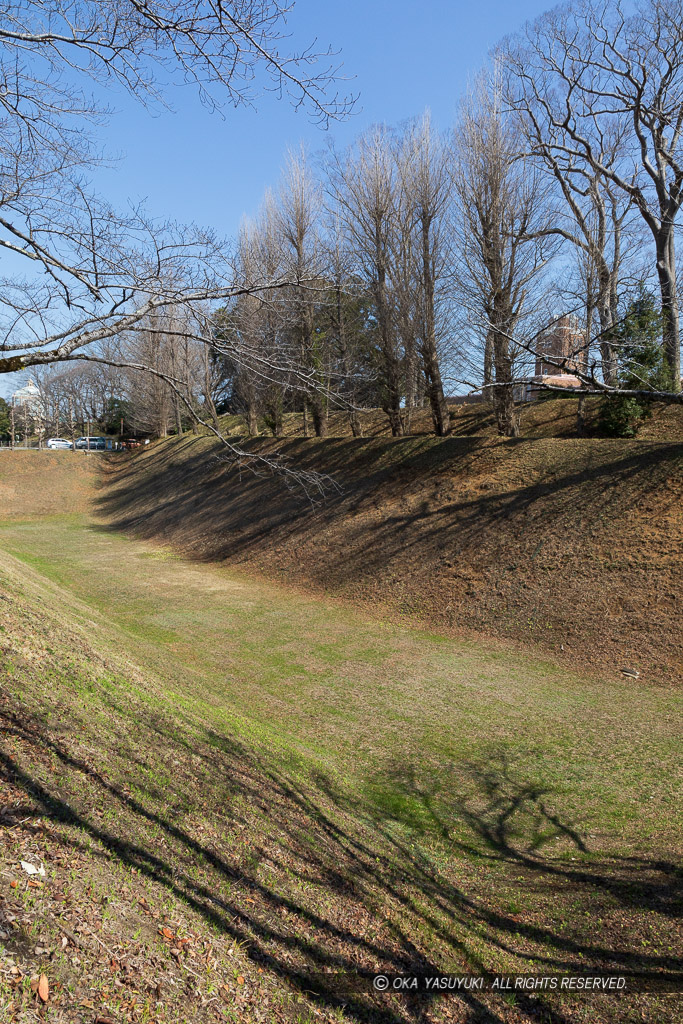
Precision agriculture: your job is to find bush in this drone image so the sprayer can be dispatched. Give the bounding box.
[598,287,673,438]
[599,396,648,437]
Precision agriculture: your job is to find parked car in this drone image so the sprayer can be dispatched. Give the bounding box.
[75,436,106,450]
[122,438,142,450]
[46,437,73,450]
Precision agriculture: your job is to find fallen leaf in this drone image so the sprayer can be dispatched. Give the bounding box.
[9,880,17,888]
[37,974,49,1002]
[159,926,173,940]
[237,975,245,985]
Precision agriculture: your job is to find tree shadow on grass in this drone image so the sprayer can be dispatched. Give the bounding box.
[93,436,682,575]
[86,434,683,692]
[0,694,680,1023]
[354,753,682,922]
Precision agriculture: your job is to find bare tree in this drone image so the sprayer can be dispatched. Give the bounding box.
[452,71,553,435]
[320,213,372,437]
[509,101,636,383]
[329,127,406,436]
[213,230,264,436]
[397,113,452,435]
[390,190,420,435]
[276,148,329,436]
[503,0,683,389]
[0,2,353,423]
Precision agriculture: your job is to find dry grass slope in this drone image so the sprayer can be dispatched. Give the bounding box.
[98,403,683,683]
[0,451,99,519]
[0,434,681,1022]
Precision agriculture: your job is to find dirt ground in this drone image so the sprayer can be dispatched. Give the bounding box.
[0,451,98,518]
[94,402,683,685]
[0,410,681,1023]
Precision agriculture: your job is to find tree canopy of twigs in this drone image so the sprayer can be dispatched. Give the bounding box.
[0,0,353,374]
[2,0,682,471]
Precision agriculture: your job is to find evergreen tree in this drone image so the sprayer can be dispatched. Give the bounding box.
[599,288,672,437]
[0,397,9,442]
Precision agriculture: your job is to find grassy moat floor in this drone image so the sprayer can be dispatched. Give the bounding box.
[0,508,680,1022]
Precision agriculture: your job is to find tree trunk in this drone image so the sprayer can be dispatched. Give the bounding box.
[384,403,404,436]
[576,393,587,436]
[202,348,220,430]
[310,395,328,437]
[484,329,495,388]
[380,351,403,436]
[247,403,258,436]
[403,331,416,435]
[493,384,518,436]
[336,282,363,438]
[493,331,518,437]
[597,296,617,386]
[578,302,592,435]
[348,410,363,436]
[656,231,681,389]
[421,346,450,436]
[375,246,403,436]
[420,218,450,436]
[266,392,284,437]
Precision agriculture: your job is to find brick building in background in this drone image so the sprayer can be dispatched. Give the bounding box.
[525,315,587,400]
[535,315,587,376]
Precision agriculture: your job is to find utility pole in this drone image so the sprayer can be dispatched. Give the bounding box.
[69,398,75,452]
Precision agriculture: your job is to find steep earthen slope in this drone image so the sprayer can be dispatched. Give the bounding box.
[97,431,683,683]
[0,450,99,518]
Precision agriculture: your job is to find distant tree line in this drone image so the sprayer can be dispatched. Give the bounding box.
[1,0,682,453]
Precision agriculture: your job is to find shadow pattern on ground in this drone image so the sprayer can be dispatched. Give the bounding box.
[0,690,680,1024]
[95,436,683,679]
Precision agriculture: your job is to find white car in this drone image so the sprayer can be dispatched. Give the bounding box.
[46,437,73,450]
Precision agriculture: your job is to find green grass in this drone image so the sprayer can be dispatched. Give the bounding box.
[0,513,681,1023]
[0,516,680,852]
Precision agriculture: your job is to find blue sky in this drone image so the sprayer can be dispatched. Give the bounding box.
[94,0,552,237]
[2,0,552,399]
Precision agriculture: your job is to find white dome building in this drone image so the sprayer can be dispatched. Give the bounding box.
[11,378,43,417]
